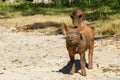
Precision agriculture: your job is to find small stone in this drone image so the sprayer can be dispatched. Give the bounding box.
[3,67,6,70]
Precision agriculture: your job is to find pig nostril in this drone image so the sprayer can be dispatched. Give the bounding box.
[69,36,74,41]
[70,36,73,39]
[74,26,78,28]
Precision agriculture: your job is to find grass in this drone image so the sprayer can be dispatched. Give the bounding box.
[0,2,120,36]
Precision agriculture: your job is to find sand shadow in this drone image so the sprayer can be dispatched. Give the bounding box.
[23,21,63,34]
[58,59,89,74]
[24,21,61,30]
[58,59,81,74]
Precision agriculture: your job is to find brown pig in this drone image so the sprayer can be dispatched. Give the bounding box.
[70,8,95,70]
[62,23,94,76]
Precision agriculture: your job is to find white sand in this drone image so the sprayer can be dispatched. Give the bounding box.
[0,26,120,80]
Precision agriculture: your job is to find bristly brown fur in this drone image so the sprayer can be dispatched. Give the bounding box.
[62,23,94,76]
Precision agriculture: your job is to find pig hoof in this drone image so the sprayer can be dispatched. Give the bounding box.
[70,71,74,75]
[81,72,87,76]
[82,73,87,76]
[81,70,87,76]
[88,66,93,69]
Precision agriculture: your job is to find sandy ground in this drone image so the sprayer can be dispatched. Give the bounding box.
[0,26,120,80]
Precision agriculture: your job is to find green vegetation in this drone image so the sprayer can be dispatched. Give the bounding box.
[0,0,119,17]
[0,0,120,36]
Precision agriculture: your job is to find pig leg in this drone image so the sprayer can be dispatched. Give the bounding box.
[80,52,86,76]
[68,48,75,75]
[88,41,94,69]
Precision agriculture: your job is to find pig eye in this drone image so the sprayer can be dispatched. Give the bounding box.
[78,15,82,18]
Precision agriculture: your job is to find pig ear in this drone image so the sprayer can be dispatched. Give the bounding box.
[61,23,68,36]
